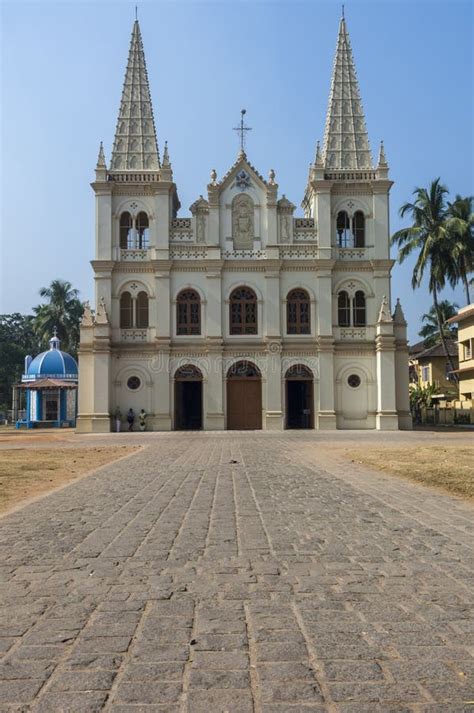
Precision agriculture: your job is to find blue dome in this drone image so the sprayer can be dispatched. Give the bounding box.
[23,333,78,382]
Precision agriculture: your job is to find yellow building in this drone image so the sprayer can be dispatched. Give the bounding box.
[447,304,474,407]
[409,339,458,400]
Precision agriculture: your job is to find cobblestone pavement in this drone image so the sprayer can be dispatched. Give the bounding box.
[0,432,473,712]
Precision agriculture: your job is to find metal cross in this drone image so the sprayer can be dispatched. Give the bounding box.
[233,109,252,153]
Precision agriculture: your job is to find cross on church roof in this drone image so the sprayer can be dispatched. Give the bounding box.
[233,109,252,153]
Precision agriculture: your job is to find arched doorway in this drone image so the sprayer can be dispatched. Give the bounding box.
[174,365,203,430]
[226,361,262,430]
[285,365,314,429]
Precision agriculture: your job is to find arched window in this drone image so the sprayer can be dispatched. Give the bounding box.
[229,287,257,335]
[353,291,366,326]
[177,289,201,335]
[120,292,133,328]
[287,289,310,335]
[136,212,149,249]
[227,361,261,378]
[353,211,365,247]
[120,212,133,249]
[336,211,352,247]
[136,291,149,328]
[338,291,351,327]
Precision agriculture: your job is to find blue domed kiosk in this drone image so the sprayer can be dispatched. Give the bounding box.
[16,330,78,428]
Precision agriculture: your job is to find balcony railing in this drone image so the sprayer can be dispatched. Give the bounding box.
[120,248,150,261]
[336,247,367,260]
[120,329,148,342]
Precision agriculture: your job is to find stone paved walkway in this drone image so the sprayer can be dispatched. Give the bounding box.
[0,432,473,712]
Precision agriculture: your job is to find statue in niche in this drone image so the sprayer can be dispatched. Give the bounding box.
[232,194,254,250]
[280,215,290,242]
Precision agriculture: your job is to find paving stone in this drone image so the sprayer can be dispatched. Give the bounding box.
[0,679,43,703]
[115,681,182,704]
[184,688,253,712]
[47,670,116,691]
[33,691,108,712]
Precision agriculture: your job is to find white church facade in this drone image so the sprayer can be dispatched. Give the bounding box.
[77,14,411,433]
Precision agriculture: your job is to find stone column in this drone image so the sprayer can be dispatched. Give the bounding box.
[375,299,398,430]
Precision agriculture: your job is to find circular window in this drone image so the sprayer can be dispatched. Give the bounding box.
[127,376,141,391]
[347,374,361,388]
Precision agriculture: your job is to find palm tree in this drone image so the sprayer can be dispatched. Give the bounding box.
[391,178,458,379]
[446,195,473,304]
[32,280,83,355]
[419,300,458,347]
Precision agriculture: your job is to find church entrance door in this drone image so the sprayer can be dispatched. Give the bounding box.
[174,366,203,430]
[285,365,314,429]
[226,361,262,430]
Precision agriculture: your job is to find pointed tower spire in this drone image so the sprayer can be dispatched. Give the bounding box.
[110,20,160,172]
[314,140,323,166]
[95,141,107,181]
[377,140,387,167]
[322,14,372,170]
[393,298,407,325]
[162,140,170,167]
[96,141,106,168]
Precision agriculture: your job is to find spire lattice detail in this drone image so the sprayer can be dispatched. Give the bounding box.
[322,16,372,170]
[110,20,160,172]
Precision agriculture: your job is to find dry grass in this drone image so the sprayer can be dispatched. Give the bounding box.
[348,446,474,499]
[0,446,138,514]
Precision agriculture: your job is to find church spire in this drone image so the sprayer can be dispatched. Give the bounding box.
[110,19,160,172]
[322,13,372,170]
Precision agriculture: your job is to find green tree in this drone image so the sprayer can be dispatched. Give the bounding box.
[0,314,40,412]
[419,300,458,347]
[32,280,83,356]
[446,195,473,305]
[392,178,458,379]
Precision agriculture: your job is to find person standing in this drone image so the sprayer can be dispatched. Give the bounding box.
[126,408,135,432]
[114,406,122,433]
[138,409,147,432]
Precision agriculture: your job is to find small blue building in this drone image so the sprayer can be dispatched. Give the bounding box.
[16,331,78,428]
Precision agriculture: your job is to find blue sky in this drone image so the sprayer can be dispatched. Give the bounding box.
[1,0,473,342]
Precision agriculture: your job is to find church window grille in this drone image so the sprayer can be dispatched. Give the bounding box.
[127,376,141,390]
[227,361,261,378]
[287,289,310,335]
[136,291,149,328]
[136,212,149,248]
[353,291,366,326]
[338,291,351,327]
[347,374,361,388]
[177,290,201,335]
[353,211,365,247]
[120,212,133,249]
[229,287,258,335]
[336,211,351,247]
[120,291,133,328]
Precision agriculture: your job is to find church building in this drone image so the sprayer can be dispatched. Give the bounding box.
[77,13,411,433]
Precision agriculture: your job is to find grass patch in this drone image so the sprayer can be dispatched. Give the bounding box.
[348,446,474,499]
[0,446,138,514]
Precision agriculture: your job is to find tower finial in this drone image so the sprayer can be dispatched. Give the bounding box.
[233,109,252,155]
[162,140,170,167]
[342,3,345,19]
[135,4,138,21]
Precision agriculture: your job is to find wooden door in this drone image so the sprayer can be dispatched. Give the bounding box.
[227,379,262,430]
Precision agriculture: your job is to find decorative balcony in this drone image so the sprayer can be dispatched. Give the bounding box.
[336,247,367,260]
[293,218,317,242]
[169,245,208,259]
[335,327,368,340]
[222,248,267,260]
[120,329,148,342]
[120,248,150,261]
[279,245,319,259]
[170,218,193,242]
